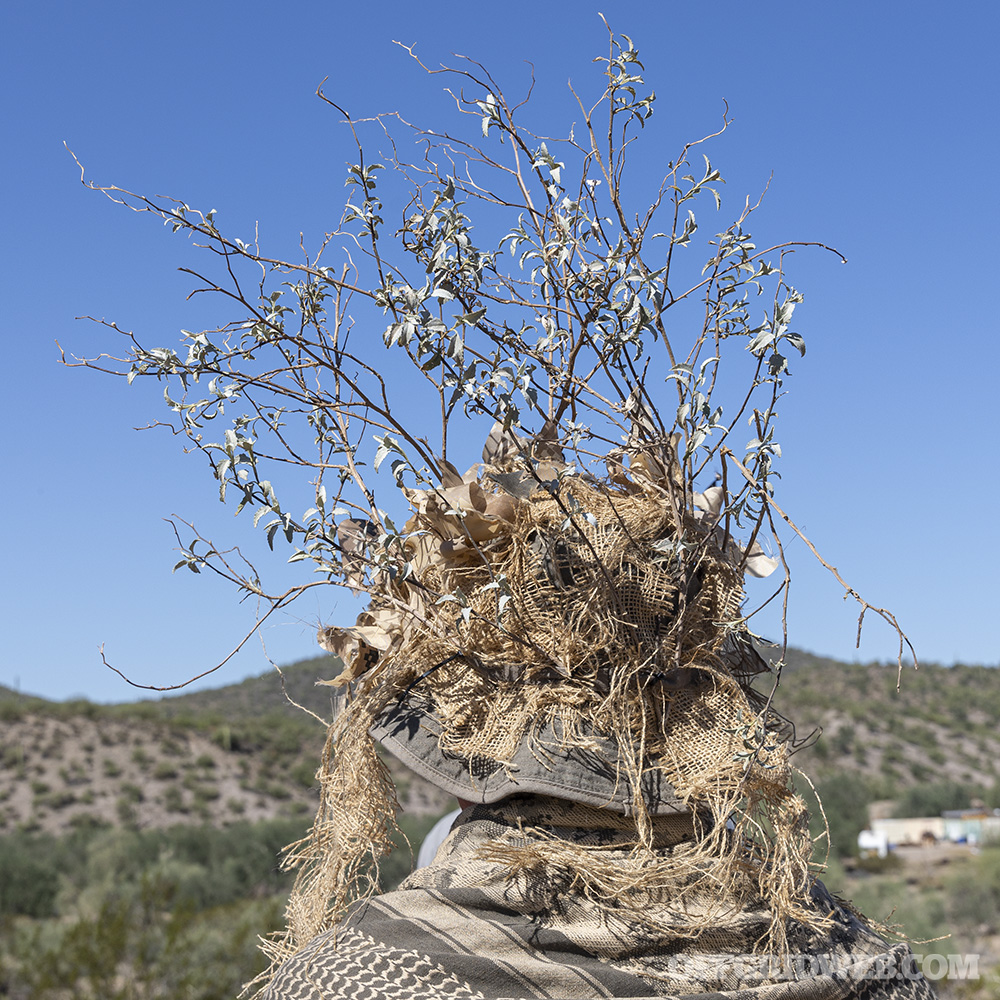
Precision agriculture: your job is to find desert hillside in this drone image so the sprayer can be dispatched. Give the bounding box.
[3,648,997,838]
[1,650,998,999]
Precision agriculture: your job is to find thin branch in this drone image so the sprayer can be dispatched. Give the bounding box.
[721,447,917,685]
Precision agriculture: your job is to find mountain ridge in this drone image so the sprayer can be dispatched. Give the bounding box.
[2,647,998,839]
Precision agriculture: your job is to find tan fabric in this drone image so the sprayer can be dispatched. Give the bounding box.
[262,796,936,1000]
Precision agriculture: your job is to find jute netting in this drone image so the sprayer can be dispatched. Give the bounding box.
[260,469,822,982]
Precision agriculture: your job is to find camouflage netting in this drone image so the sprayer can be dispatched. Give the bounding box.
[253,434,824,987]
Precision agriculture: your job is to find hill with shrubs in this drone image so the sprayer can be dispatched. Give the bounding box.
[1,649,998,998]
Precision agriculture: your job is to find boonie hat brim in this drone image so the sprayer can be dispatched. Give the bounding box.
[371,696,689,816]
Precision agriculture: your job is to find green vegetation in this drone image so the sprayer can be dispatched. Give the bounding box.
[947,840,1000,933]
[0,810,446,998]
[799,772,884,860]
[893,781,984,818]
[1,653,998,994]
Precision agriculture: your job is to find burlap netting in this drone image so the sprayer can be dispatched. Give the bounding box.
[259,474,822,987]
[388,481,768,775]
[397,482,760,773]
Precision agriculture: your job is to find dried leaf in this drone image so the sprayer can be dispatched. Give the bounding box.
[743,540,780,578]
[484,492,516,521]
[434,454,465,487]
[694,486,725,520]
[482,421,524,466]
[531,419,565,462]
[487,470,537,500]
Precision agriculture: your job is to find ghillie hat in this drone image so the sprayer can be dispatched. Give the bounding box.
[269,427,821,972]
[363,429,778,817]
[186,29,921,994]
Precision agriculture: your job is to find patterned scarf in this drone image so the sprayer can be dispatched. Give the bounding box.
[261,796,936,1000]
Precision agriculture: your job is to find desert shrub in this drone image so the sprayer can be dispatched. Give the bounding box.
[37,789,77,810]
[116,797,138,827]
[893,781,981,818]
[853,852,903,875]
[947,841,1000,935]
[290,759,317,789]
[375,811,452,893]
[163,785,186,813]
[801,772,875,859]
[253,777,291,800]
[119,782,144,803]
[831,725,855,756]
[0,834,61,917]
[4,881,284,1000]
[60,762,90,785]
[68,813,111,832]
[0,700,24,723]
[160,737,188,757]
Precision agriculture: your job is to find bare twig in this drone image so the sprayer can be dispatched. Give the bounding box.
[722,447,916,687]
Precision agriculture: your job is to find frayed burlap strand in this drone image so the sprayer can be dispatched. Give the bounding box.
[248,476,823,996]
[250,675,404,988]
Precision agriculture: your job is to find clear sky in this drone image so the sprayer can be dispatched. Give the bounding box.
[3,0,997,703]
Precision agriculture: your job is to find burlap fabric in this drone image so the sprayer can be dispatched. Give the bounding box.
[262,796,935,1000]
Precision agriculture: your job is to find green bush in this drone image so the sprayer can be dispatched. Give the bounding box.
[163,786,187,813]
[68,813,111,832]
[116,797,138,827]
[892,781,981,818]
[290,759,317,789]
[119,782,144,804]
[0,816,310,923]
[831,725,854,756]
[375,811,451,893]
[160,737,188,757]
[0,834,61,917]
[947,841,1000,934]
[37,789,77,810]
[801,773,875,859]
[4,880,285,999]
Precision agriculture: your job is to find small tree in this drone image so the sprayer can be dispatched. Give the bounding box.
[66,21,915,987]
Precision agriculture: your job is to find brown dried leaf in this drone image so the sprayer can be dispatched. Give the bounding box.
[434,455,465,488]
[482,421,524,466]
[531,419,565,462]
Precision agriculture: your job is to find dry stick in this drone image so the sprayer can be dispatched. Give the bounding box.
[720,447,916,688]
[269,660,331,728]
[69,146,376,299]
[99,584,326,691]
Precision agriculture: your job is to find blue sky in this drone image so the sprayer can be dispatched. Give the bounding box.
[3,0,997,703]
